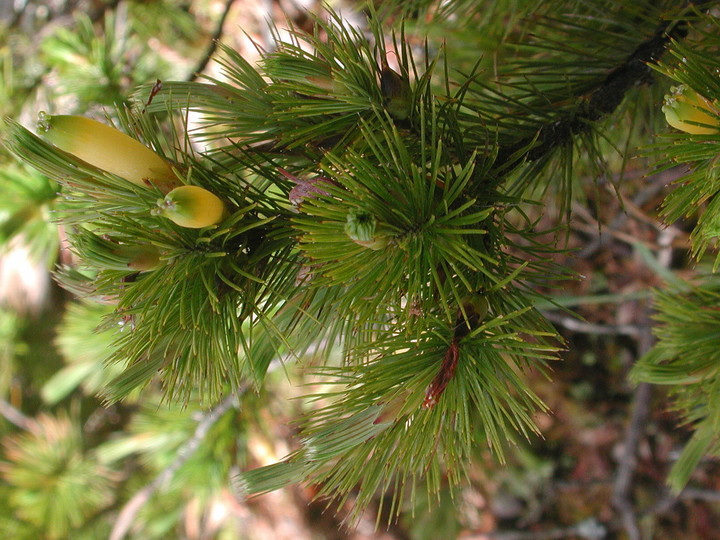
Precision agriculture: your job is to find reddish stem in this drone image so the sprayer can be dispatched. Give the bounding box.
[423,339,460,409]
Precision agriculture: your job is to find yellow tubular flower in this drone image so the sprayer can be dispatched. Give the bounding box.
[39,114,179,190]
[662,85,720,135]
[156,185,226,228]
[117,246,162,272]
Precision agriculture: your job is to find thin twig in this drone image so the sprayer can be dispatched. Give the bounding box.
[109,389,244,540]
[571,204,687,257]
[576,170,682,258]
[644,486,720,517]
[610,220,669,539]
[190,0,237,81]
[543,311,644,337]
[611,381,653,540]
[680,488,720,504]
[642,489,678,517]
[0,397,35,431]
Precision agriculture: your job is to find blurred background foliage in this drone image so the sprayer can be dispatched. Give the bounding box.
[1,1,719,539]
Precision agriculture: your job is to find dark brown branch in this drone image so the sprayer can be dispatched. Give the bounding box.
[494,5,701,169]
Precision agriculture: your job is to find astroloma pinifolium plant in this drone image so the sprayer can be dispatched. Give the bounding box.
[5,2,720,518]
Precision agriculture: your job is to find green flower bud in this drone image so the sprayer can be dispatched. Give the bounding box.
[156,185,226,229]
[344,209,389,250]
[662,85,720,135]
[38,114,180,190]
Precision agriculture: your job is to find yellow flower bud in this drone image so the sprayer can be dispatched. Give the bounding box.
[662,85,720,135]
[39,114,180,189]
[156,185,226,228]
[118,246,162,271]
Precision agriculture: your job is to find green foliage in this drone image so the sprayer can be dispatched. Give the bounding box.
[0,46,21,121]
[3,0,720,536]
[41,13,130,108]
[40,7,200,110]
[0,413,117,539]
[0,163,58,264]
[648,36,720,264]
[236,315,555,520]
[402,486,463,540]
[629,11,720,494]
[41,301,122,405]
[632,279,720,491]
[0,309,20,399]
[127,0,202,51]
